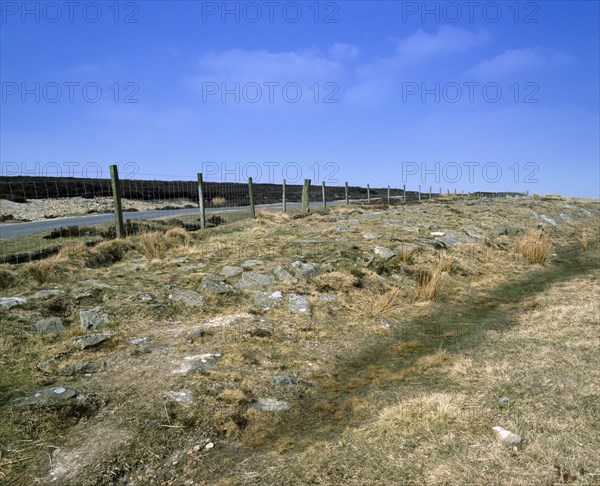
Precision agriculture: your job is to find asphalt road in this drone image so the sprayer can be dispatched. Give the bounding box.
[0,198,387,240]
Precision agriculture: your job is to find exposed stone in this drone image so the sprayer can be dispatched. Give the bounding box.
[252,398,290,412]
[559,213,573,222]
[492,426,522,444]
[172,353,221,375]
[31,289,63,300]
[72,332,113,350]
[465,229,483,239]
[79,306,110,330]
[320,293,337,303]
[270,375,297,387]
[187,329,207,343]
[401,226,420,233]
[133,292,154,303]
[288,294,312,314]
[168,289,204,306]
[254,291,283,310]
[540,215,557,226]
[234,272,275,291]
[490,224,520,237]
[241,259,264,268]
[200,276,237,295]
[78,280,117,291]
[374,246,396,261]
[363,232,381,240]
[220,266,243,278]
[438,236,459,248]
[11,386,87,406]
[499,397,510,406]
[274,266,298,284]
[33,317,65,335]
[290,261,318,278]
[168,391,192,407]
[0,297,27,309]
[430,231,445,236]
[127,337,167,353]
[62,361,94,375]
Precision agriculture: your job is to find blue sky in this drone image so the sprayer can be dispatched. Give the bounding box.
[1,0,599,197]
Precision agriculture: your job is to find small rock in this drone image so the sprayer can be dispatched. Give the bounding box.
[290,261,318,278]
[11,387,86,406]
[320,293,336,303]
[270,375,297,387]
[363,232,381,240]
[187,329,207,343]
[254,291,283,311]
[540,215,557,226]
[79,307,110,331]
[167,391,192,407]
[33,317,65,335]
[31,289,63,300]
[430,231,445,236]
[72,332,113,350]
[374,246,396,261]
[241,259,263,268]
[288,294,312,314]
[438,236,459,248]
[490,224,520,237]
[78,280,117,290]
[200,276,237,295]
[172,354,221,375]
[234,272,275,291]
[465,229,482,239]
[492,426,522,444]
[205,442,214,450]
[401,226,420,233]
[0,297,27,309]
[499,397,510,406]
[168,289,204,306]
[62,361,93,375]
[581,209,592,217]
[133,293,154,303]
[220,266,243,278]
[274,266,298,284]
[559,213,573,222]
[252,398,290,412]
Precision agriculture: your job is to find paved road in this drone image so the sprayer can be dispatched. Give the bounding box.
[0,198,390,240]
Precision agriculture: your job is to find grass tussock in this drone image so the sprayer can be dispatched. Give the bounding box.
[164,227,191,246]
[88,239,133,266]
[136,231,170,259]
[0,268,17,289]
[211,196,227,207]
[314,271,359,292]
[417,267,445,301]
[514,229,553,264]
[256,210,291,223]
[350,287,404,319]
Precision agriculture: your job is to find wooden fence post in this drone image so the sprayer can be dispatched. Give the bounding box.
[197,173,206,229]
[322,181,326,208]
[403,184,407,203]
[345,181,349,205]
[302,179,310,213]
[387,185,390,205]
[248,177,256,219]
[429,186,432,199]
[418,185,421,202]
[282,179,287,213]
[367,184,371,203]
[110,165,125,238]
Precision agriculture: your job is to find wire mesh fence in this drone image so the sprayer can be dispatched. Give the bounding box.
[0,170,524,265]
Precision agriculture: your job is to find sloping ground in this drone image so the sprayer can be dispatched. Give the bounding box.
[0,195,598,485]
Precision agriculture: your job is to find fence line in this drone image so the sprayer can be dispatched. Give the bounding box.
[0,168,527,263]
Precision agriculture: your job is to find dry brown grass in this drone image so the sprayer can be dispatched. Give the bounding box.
[256,210,291,223]
[136,231,170,259]
[164,227,190,245]
[417,267,445,300]
[514,229,553,264]
[211,196,227,207]
[0,267,17,289]
[314,271,358,292]
[349,287,404,318]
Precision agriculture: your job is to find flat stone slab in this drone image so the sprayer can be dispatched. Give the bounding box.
[363,232,381,240]
[12,387,86,407]
[374,246,396,261]
[241,260,263,268]
[290,261,318,278]
[270,375,297,387]
[274,266,298,284]
[235,272,275,290]
[168,289,204,306]
[288,294,312,314]
[168,390,193,407]
[201,276,237,295]
[220,266,243,278]
[79,306,110,330]
[0,297,28,309]
[31,289,64,300]
[78,280,118,290]
[254,291,283,311]
[33,317,65,335]
[172,353,222,375]
[72,332,113,350]
[559,213,573,222]
[320,293,337,303]
[493,426,522,444]
[252,398,290,412]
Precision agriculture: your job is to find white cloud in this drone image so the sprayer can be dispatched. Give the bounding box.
[329,43,360,61]
[468,48,572,78]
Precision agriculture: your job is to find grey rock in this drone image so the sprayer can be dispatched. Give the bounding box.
[220,266,243,278]
[492,426,522,444]
[178,264,206,272]
[363,232,381,240]
[288,294,312,314]
[290,261,318,278]
[79,280,117,291]
[133,292,154,303]
[490,224,520,238]
[33,317,65,335]
[540,215,557,226]
[168,390,192,407]
[11,387,86,407]
[254,291,283,311]
[465,229,483,239]
[559,213,573,222]
[168,289,204,306]
[241,259,264,268]
[335,226,351,233]
[187,329,207,343]
[401,226,420,233]
[201,276,237,295]
[37,353,67,373]
[127,336,167,353]
[274,266,298,284]
[499,397,510,406]
[72,332,112,350]
[293,239,327,245]
[172,353,221,375]
[31,289,63,300]
[374,246,396,261]
[270,375,297,387]
[0,297,27,309]
[438,236,459,248]
[62,361,94,375]
[79,306,110,330]
[581,209,592,217]
[320,293,337,303]
[234,272,275,291]
[252,398,290,412]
